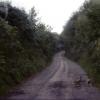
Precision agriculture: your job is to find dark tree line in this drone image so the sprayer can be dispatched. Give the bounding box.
[61,0,100,86]
[0,1,59,94]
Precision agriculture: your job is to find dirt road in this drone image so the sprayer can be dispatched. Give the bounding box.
[2,51,100,100]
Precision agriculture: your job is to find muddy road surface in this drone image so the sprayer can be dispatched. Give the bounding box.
[1,51,100,100]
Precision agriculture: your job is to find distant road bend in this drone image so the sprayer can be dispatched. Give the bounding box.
[2,51,100,100]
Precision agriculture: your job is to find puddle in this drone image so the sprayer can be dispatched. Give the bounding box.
[8,89,25,96]
[49,81,67,89]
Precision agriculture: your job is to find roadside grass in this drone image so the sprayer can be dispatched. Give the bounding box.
[0,52,52,95]
[79,56,100,88]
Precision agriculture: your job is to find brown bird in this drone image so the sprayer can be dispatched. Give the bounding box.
[87,79,92,86]
[73,76,82,87]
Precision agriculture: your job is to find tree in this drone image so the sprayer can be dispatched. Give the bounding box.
[61,0,100,85]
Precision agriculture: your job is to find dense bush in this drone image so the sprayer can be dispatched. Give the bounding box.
[61,0,100,86]
[0,2,57,94]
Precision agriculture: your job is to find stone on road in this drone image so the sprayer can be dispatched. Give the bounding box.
[1,51,100,100]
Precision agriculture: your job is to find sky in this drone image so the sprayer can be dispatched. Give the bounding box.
[3,0,85,34]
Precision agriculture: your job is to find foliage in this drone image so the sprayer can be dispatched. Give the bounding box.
[61,0,100,86]
[0,2,57,94]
